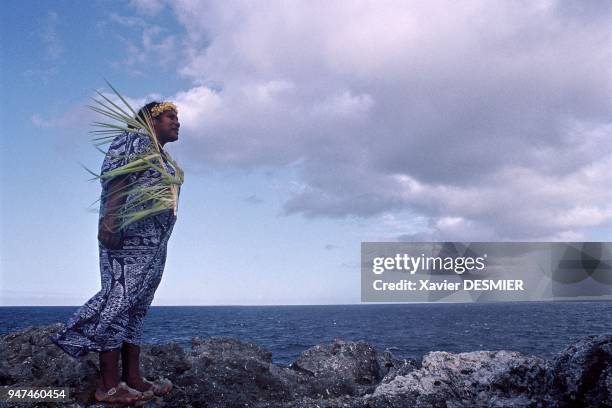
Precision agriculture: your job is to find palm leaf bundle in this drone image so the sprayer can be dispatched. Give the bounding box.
[86,81,183,231]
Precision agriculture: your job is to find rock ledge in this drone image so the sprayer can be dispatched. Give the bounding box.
[0,324,610,407]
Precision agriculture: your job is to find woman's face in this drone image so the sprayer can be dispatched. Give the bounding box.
[153,110,180,145]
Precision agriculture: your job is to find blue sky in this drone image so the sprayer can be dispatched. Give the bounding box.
[1,1,610,305]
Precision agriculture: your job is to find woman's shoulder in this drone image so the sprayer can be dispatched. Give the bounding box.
[108,131,155,154]
[130,131,154,155]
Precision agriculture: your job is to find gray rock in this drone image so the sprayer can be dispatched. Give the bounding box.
[289,338,407,397]
[166,336,293,407]
[0,325,610,408]
[0,324,99,405]
[378,350,419,384]
[368,350,554,407]
[551,334,612,407]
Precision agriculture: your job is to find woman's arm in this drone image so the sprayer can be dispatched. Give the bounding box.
[98,175,129,249]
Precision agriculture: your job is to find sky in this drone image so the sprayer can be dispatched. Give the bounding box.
[1,0,610,305]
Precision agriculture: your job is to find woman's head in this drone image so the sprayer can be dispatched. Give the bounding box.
[134,101,180,146]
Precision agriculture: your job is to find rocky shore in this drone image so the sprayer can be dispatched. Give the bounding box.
[0,324,610,407]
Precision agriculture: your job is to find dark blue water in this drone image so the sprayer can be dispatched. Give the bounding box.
[1,303,610,365]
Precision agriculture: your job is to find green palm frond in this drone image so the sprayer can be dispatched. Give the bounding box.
[88,81,184,231]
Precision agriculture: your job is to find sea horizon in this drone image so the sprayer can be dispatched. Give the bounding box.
[2,302,609,366]
[2,299,609,307]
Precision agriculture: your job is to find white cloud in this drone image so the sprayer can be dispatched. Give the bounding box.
[42,11,62,60]
[312,91,374,117]
[129,0,167,16]
[162,1,611,240]
[106,13,178,74]
[31,114,56,128]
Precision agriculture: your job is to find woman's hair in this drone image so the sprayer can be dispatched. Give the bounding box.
[128,101,161,129]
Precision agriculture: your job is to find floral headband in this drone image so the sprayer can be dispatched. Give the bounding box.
[150,102,178,118]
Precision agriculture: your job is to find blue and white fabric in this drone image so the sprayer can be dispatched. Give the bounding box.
[51,132,181,357]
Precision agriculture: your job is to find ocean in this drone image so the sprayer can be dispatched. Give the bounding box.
[1,303,610,366]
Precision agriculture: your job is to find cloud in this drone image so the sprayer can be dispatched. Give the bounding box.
[31,114,56,128]
[129,0,167,16]
[164,1,611,240]
[106,13,178,75]
[30,88,163,131]
[42,11,62,60]
[30,104,93,130]
[244,194,263,204]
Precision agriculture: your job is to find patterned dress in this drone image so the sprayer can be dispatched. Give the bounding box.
[51,132,182,357]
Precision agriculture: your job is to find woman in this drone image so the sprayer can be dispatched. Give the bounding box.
[51,101,183,404]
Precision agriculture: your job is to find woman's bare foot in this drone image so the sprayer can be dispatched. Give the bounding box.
[94,381,147,404]
[125,376,153,393]
[121,343,171,398]
[127,377,172,397]
[146,378,172,397]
